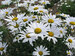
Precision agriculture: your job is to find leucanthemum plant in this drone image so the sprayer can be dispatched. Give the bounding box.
[0,0,75,56]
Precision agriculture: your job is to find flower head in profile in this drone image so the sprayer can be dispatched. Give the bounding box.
[28,5,44,12]
[57,13,70,18]
[39,0,50,5]
[38,9,48,14]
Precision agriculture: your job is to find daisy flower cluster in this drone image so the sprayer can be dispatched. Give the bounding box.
[0,18,7,55]
[0,0,75,56]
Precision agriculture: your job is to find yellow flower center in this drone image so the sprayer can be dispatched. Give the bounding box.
[34,28,42,34]
[56,12,60,15]
[14,24,19,28]
[70,21,75,25]
[42,2,46,4]
[48,32,54,37]
[5,12,8,14]
[60,30,63,33]
[48,19,54,23]
[64,27,67,29]
[67,52,70,55]
[16,37,19,39]
[68,39,72,43]
[0,47,4,51]
[12,17,18,21]
[71,29,74,32]
[38,51,43,55]
[39,16,41,19]
[23,19,28,22]
[32,16,36,18]
[39,10,43,13]
[26,33,31,38]
[34,7,39,10]
[37,21,40,23]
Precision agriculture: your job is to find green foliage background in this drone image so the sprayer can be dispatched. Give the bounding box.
[59,1,75,17]
[5,37,69,56]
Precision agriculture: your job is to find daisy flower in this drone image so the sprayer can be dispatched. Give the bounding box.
[38,9,48,14]
[5,14,25,35]
[58,27,67,37]
[21,16,31,26]
[19,30,37,46]
[66,50,73,56]
[15,3,28,8]
[57,13,70,18]
[6,13,25,23]
[3,8,14,15]
[0,8,14,19]
[26,22,48,40]
[42,13,61,26]
[33,45,50,56]
[28,5,44,12]
[65,17,75,29]
[0,42,7,55]
[7,21,22,35]
[39,0,50,5]
[1,0,12,5]
[30,15,38,20]
[13,35,21,43]
[65,36,75,49]
[46,26,63,44]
